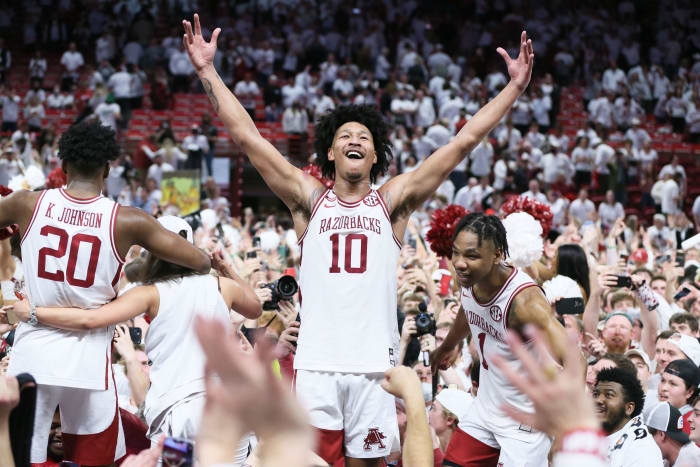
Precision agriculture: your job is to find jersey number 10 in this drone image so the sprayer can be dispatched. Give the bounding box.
[329,233,367,274]
[37,225,101,288]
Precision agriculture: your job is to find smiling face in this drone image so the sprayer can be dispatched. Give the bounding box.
[655,339,685,373]
[658,372,694,408]
[602,315,633,353]
[451,230,502,288]
[328,121,377,184]
[689,399,700,443]
[594,381,634,434]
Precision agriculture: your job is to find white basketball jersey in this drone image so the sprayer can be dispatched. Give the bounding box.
[295,189,401,373]
[144,275,230,429]
[459,267,541,433]
[8,188,124,390]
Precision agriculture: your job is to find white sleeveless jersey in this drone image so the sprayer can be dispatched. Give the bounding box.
[144,275,230,428]
[294,189,401,373]
[459,267,541,432]
[8,188,124,390]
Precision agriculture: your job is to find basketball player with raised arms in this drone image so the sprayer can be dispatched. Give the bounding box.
[431,213,573,466]
[182,14,534,466]
[0,121,211,465]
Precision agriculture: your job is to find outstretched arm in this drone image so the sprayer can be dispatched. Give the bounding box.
[381,32,534,219]
[3,285,157,331]
[182,14,321,215]
[116,206,210,273]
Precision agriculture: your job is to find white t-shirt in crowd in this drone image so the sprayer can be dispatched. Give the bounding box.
[94,102,120,131]
[469,140,493,177]
[569,198,596,224]
[598,202,625,226]
[661,179,680,215]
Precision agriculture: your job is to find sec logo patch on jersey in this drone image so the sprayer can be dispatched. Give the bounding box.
[363,193,380,207]
[489,305,503,322]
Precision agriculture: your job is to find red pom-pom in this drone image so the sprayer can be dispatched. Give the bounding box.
[302,164,335,189]
[500,195,553,237]
[426,204,469,258]
[0,185,12,197]
[46,168,67,189]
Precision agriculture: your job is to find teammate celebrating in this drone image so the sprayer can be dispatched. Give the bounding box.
[432,213,571,466]
[0,122,210,465]
[4,223,261,463]
[182,14,534,466]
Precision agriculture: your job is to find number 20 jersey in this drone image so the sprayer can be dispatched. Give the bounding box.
[8,188,124,390]
[295,189,401,374]
[459,267,541,435]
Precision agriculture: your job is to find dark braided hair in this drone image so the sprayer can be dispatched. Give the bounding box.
[452,213,509,259]
[314,104,393,184]
[596,367,645,418]
[58,120,120,176]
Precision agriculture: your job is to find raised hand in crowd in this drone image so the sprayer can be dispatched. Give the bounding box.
[275,321,299,359]
[120,436,165,467]
[492,328,608,467]
[275,298,297,329]
[492,326,597,438]
[195,316,311,467]
[380,366,433,467]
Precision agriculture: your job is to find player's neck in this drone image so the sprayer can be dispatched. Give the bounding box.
[667,442,682,465]
[473,263,512,303]
[332,177,371,202]
[65,179,103,198]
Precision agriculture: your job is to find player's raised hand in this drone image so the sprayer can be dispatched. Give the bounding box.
[182,13,221,73]
[496,31,534,92]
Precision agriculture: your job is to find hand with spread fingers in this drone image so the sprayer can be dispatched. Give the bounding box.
[491,326,599,439]
[496,31,535,91]
[181,14,221,74]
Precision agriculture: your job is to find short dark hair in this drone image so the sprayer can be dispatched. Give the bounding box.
[596,367,645,418]
[313,104,392,184]
[594,353,637,374]
[452,213,509,258]
[58,121,120,176]
[656,329,677,342]
[669,312,699,333]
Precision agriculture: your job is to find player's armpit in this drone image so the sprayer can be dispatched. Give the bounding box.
[507,286,568,365]
[0,189,40,234]
[115,207,211,272]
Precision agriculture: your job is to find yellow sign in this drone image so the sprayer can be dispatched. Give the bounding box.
[160,170,201,216]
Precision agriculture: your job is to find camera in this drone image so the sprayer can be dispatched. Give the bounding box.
[414,302,436,336]
[262,275,299,310]
[615,275,633,289]
[162,437,193,467]
[128,326,142,345]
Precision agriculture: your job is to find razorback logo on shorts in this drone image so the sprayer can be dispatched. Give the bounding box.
[489,305,503,322]
[363,427,386,450]
[363,193,380,207]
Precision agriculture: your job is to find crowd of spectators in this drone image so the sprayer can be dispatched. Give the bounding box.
[1,0,700,465]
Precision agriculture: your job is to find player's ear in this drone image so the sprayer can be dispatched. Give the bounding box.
[372,150,377,164]
[328,146,335,162]
[624,401,635,417]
